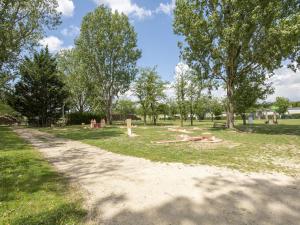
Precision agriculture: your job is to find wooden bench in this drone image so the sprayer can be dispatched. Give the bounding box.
[213,122,227,128]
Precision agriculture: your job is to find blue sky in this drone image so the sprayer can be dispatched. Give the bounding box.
[40,0,300,101]
[42,0,180,82]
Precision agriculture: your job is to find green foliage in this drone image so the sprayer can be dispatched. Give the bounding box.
[174,63,189,126]
[67,112,105,125]
[291,101,300,107]
[274,97,290,115]
[57,49,92,112]
[233,71,274,119]
[194,96,210,120]
[0,126,86,224]
[174,0,300,128]
[134,67,166,125]
[209,98,224,119]
[9,48,68,126]
[0,0,61,90]
[0,102,15,116]
[76,5,141,124]
[115,99,136,119]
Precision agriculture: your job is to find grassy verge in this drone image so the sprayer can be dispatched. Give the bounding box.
[41,119,300,176]
[0,126,86,225]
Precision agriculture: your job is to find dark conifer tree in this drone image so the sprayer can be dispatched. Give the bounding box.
[10,48,68,126]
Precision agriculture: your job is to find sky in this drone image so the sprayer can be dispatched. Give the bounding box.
[40,0,300,102]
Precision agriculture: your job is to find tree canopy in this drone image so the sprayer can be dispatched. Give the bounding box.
[0,0,61,92]
[174,0,300,128]
[9,48,68,126]
[76,5,141,124]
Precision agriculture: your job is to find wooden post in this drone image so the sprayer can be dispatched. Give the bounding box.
[127,119,132,136]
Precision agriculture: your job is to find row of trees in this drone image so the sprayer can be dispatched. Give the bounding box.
[1,1,299,127]
[173,0,300,128]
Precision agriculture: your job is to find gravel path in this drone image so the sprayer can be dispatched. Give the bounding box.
[15,128,300,225]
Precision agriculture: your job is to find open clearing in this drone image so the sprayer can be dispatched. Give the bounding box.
[15,126,300,225]
[41,119,300,176]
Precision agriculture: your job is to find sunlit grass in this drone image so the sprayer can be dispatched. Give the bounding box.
[41,119,300,176]
[0,126,86,225]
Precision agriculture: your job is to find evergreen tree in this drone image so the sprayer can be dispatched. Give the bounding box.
[10,48,68,126]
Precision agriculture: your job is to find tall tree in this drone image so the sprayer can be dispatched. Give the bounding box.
[57,49,92,113]
[76,6,141,124]
[0,0,61,90]
[9,48,68,126]
[174,0,300,128]
[134,67,165,125]
[134,70,150,125]
[174,62,189,127]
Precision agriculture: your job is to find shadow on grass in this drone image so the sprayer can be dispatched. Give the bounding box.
[88,177,300,225]
[53,127,124,141]
[11,203,86,225]
[0,126,87,224]
[0,127,29,151]
[0,155,68,201]
[236,124,300,136]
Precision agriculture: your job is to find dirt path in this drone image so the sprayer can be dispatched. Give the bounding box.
[15,128,300,225]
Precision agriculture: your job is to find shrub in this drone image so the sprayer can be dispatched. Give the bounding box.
[281,114,300,119]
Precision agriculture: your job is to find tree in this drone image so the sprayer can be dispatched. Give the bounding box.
[57,49,92,113]
[76,6,141,124]
[157,103,170,120]
[0,0,61,90]
[9,48,68,126]
[194,96,210,121]
[174,62,189,127]
[233,71,274,125]
[115,99,136,120]
[208,98,224,121]
[174,0,300,128]
[134,67,166,125]
[274,97,290,117]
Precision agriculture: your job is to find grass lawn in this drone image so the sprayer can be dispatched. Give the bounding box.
[41,119,300,176]
[0,126,86,225]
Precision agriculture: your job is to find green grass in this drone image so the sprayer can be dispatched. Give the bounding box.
[0,126,86,225]
[40,119,300,176]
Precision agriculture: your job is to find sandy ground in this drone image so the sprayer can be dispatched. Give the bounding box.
[15,128,300,225]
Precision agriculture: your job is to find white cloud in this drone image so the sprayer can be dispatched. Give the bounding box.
[92,0,152,19]
[57,0,75,17]
[39,36,64,52]
[195,66,300,102]
[61,25,80,37]
[156,0,176,15]
[267,67,300,102]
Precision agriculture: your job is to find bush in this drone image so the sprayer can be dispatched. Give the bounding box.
[281,114,300,119]
[67,112,105,125]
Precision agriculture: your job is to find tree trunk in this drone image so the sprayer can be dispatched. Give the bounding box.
[226,81,235,129]
[106,98,113,125]
[242,113,246,125]
[143,113,147,125]
[153,115,157,125]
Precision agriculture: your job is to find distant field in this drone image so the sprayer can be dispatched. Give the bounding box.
[41,119,300,176]
[0,126,86,225]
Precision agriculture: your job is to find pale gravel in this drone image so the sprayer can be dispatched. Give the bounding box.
[15,128,300,225]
